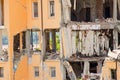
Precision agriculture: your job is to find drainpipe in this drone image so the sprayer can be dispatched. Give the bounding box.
[40,0,44,80]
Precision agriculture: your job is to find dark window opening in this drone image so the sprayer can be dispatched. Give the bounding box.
[70,62,84,78]
[86,7,91,22]
[118,32,120,46]
[117,5,120,20]
[50,1,55,16]
[111,69,116,79]
[90,62,97,73]
[70,0,91,22]
[34,67,39,77]
[13,33,20,52]
[33,2,38,17]
[109,30,113,50]
[22,31,26,49]
[0,0,4,25]
[104,7,110,18]
[71,11,77,21]
[103,0,113,19]
[0,67,4,77]
[45,30,60,53]
[50,67,56,77]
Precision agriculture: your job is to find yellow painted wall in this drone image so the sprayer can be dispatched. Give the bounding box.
[43,0,61,29]
[9,0,27,36]
[7,0,28,79]
[44,60,63,80]
[4,0,62,80]
[27,0,42,30]
[101,61,120,80]
[28,54,41,80]
[15,55,28,80]
[0,62,9,80]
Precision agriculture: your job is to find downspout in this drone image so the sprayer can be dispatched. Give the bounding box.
[40,0,44,80]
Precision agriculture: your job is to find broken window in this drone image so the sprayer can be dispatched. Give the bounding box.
[70,0,91,22]
[86,7,91,22]
[49,1,55,16]
[117,2,120,20]
[45,30,60,53]
[111,69,116,80]
[0,67,4,77]
[104,7,110,18]
[70,62,84,78]
[31,31,40,51]
[33,2,38,17]
[14,33,20,52]
[34,67,39,77]
[50,67,56,77]
[22,31,26,49]
[118,33,120,46]
[103,0,113,19]
[90,62,97,73]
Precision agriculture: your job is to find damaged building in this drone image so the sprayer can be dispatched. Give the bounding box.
[61,0,120,79]
[0,0,120,80]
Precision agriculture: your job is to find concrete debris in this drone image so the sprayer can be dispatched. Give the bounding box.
[63,61,77,80]
[0,49,8,62]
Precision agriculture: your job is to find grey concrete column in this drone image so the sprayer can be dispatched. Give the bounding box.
[83,61,90,76]
[60,28,63,58]
[41,31,46,60]
[97,61,102,73]
[26,30,31,56]
[113,29,118,49]
[72,31,76,53]
[52,30,56,52]
[113,0,117,21]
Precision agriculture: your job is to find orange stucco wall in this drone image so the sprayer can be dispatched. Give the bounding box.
[101,60,120,80]
[28,54,41,80]
[0,62,9,80]
[15,55,28,80]
[7,0,28,79]
[27,0,42,30]
[43,0,61,29]
[9,0,27,36]
[2,0,62,80]
[44,60,63,80]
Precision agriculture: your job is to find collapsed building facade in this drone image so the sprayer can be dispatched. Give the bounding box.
[0,0,120,80]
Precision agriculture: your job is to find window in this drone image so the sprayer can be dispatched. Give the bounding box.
[34,67,39,77]
[33,2,38,17]
[90,62,97,73]
[0,67,4,77]
[50,67,56,77]
[111,69,116,80]
[49,1,55,16]
[86,7,91,22]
